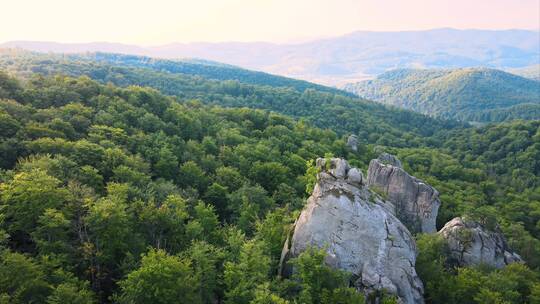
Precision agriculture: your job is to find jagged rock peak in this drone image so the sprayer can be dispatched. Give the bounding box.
[347,134,359,152]
[377,152,402,168]
[367,153,440,234]
[439,217,523,269]
[282,157,424,303]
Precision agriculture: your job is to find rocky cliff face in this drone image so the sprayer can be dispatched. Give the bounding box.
[367,154,440,234]
[438,217,523,268]
[281,158,424,303]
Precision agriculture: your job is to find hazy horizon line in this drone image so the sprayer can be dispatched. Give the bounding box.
[2,27,539,47]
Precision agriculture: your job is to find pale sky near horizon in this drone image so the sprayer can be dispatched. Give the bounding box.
[1,0,539,45]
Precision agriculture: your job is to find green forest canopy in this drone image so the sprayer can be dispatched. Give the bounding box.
[0,49,462,146]
[0,61,539,303]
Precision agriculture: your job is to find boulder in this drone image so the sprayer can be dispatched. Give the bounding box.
[438,217,523,268]
[347,167,364,185]
[347,134,359,152]
[367,154,440,234]
[281,158,424,304]
[317,157,349,179]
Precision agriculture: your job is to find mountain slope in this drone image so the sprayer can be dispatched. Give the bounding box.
[508,64,540,81]
[0,49,460,146]
[0,49,345,95]
[81,52,348,94]
[344,68,540,122]
[3,28,539,86]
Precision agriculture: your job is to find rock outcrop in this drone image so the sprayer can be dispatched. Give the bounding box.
[367,154,440,234]
[282,158,424,303]
[347,134,359,152]
[438,217,522,268]
[377,152,402,168]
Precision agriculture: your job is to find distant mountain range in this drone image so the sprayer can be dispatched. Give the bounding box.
[2,28,539,86]
[344,68,540,122]
[507,64,540,81]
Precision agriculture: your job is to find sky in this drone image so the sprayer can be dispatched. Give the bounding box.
[1,0,539,45]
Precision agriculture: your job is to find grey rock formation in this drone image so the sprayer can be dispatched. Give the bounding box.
[367,154,440,234]
[347,134,359,152]
[347,167,364,185]
[377,152,402,168]
[282,158,424,304]
[439,217,523,268]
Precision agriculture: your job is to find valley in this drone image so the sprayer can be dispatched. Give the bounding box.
[0,49,539,303]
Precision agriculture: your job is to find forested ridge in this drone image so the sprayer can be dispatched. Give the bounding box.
[0,49,348,96]
[0,49,461,147]
[0,55,539,303]
[344,68,540,122]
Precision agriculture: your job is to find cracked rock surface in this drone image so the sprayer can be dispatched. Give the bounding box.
[367,154,440,234]
[282,158,424,304]
[438,217,523,268]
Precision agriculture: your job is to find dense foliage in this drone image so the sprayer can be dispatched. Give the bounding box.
[416,234,539,304]
[0,71,378,303]
[344,68,540,122]
[0,59,539,303]
[0,50,461,147]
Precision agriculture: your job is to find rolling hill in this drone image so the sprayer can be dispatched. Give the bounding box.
[0,49,344,95]
[2,28,539,86]
[343,68,540,122]
[0,49,460,146]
